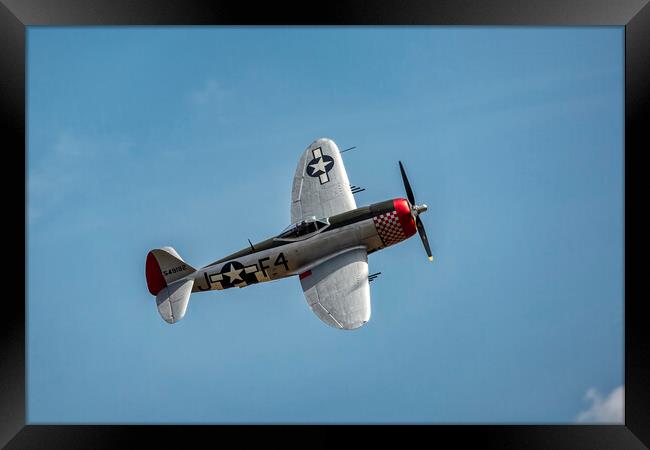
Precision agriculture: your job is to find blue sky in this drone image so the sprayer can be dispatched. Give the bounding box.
[27,27,623,423]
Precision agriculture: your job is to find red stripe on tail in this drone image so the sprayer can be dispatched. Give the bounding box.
[146,251,167,295]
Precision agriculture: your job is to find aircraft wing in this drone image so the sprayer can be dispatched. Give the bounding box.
[291,138,357,224]
[300,246,370,330]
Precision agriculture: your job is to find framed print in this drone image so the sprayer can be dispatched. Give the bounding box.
[3,0,648,448]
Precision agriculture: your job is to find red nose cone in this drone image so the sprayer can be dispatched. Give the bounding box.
[393,198,417,238]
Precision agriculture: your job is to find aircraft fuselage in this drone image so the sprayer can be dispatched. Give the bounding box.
[190,198,417,293]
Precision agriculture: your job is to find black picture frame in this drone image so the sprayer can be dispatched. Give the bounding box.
[3,0,648,448]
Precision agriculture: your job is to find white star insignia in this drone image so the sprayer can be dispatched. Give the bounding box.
[309,157,333,175]
[223,263,243,283]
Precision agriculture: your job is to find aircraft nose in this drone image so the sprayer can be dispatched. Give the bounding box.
[415,204,428,214]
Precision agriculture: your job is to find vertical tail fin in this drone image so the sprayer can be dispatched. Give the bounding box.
[145,247,196,324]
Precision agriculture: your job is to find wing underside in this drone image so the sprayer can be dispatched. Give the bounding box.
[300,247,370,330]
[291,138,357,224]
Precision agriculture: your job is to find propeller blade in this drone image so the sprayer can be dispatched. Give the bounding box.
[398,161,416,205]
[416,216,433,261]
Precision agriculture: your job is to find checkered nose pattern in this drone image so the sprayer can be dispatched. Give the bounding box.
[373,210,407,246]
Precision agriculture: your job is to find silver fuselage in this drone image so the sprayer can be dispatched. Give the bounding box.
[191,198,410,292]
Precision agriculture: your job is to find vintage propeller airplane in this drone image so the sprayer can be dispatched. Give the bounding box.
[145,138,432,329]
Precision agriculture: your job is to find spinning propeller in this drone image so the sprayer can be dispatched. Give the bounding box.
[399,161,433,261]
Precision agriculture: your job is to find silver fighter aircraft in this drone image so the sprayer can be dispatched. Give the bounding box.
[145,138,432,329]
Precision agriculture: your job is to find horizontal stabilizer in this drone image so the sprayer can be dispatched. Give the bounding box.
[156,279,194,324]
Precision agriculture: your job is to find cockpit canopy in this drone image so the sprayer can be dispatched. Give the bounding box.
[277,216,330,240]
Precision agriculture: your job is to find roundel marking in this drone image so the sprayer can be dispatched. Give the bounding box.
[306,155,334,177]
[305,147,334,184]
[221,261,245,287]
[220,260,261,288]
